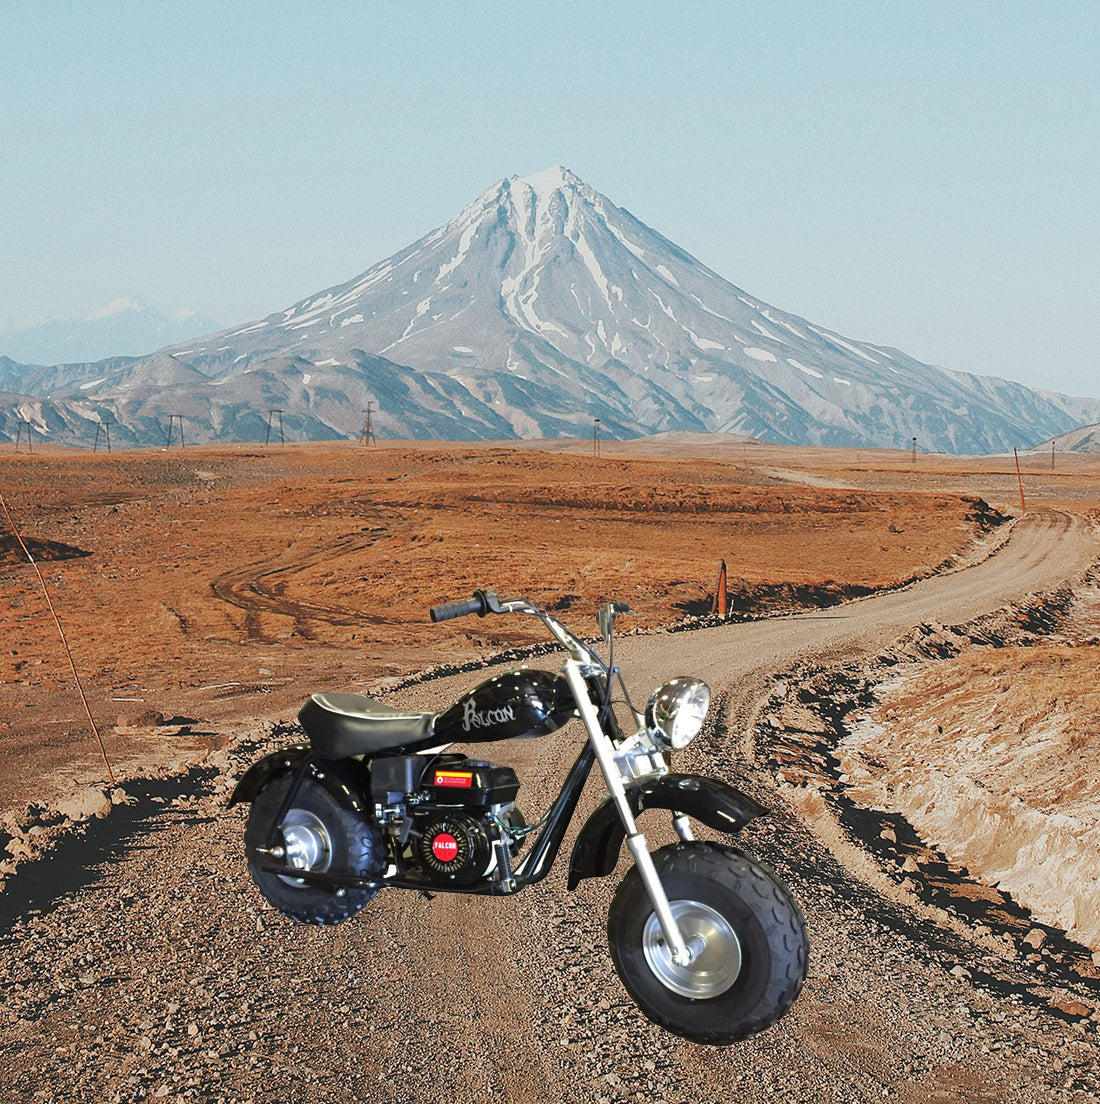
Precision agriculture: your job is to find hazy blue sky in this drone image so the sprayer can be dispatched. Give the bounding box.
[2,1,1097,395]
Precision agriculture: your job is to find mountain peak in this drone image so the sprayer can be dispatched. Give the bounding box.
[85,296,148,321]
[511,165,582,197]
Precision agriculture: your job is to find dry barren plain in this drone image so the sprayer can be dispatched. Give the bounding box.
[1,436,1100,1104]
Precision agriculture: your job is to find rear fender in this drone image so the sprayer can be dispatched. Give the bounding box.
[227,745,366,813]
[566,773,767,890]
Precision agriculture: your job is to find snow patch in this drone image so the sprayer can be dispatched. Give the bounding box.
[687,330,725,352]
[395,298,433,343]
[606,222,647,260]
[78,377,106,390]
[811,326,879,364]
[744,347,777,363]
[656,264,679,286]
[750,319,789,346]
[651,291,677,321]
[572,227,614,309]
[761,310,807,340]
[437,220,479,282]
[788,358,822,379]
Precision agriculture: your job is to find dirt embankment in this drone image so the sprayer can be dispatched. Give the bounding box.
[751,584,1100,1035]
[840,583,1100,952]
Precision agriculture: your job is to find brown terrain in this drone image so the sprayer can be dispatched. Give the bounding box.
[1,436,1099,1103]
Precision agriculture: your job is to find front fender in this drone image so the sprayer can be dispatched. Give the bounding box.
[566,773,767,890]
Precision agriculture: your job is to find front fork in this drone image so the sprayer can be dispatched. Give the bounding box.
[562,662,693,967]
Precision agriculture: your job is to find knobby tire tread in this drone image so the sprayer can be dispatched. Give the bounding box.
[607,841,808,1044]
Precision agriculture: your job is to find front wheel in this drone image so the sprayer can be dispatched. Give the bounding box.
[607,842,808,1044]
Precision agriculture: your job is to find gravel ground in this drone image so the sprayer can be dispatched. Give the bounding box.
[2,727,1097,1104]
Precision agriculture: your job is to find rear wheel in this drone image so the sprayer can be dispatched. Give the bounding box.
[244,773,384,926]
[607,842,808,1044]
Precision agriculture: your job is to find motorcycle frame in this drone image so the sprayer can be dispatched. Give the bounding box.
[251,596,702,965]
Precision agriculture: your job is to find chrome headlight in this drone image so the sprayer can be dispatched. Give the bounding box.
[645,678,711,750]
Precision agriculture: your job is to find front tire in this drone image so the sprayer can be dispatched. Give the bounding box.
[607,842,808,1044]
[244,772,384,926]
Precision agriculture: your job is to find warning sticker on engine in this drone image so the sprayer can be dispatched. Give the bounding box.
[434,770,474,788]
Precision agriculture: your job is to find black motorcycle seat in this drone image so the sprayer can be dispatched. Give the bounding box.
[298,693,440,758]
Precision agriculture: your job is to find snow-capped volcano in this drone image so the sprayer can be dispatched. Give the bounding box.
[2,166,1097,450]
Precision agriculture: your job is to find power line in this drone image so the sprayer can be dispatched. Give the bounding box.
[0,491,115,785]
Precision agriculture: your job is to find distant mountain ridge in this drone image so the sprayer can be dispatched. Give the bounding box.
[1034,422,1100,454]
[2,167,1098,452]
[0,297,222,367]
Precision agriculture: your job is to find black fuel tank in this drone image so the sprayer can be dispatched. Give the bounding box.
[434,668,576,745]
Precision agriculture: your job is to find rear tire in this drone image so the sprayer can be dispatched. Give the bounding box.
[607,842,808,1044]
[244,772,384,926]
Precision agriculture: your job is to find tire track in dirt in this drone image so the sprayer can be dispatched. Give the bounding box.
[210,528,397,638]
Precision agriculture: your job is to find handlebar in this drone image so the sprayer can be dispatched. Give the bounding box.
[427,589,604,668]
[429,588,510,622]
[429,595,489,622]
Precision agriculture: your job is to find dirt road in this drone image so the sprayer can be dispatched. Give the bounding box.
[1,508,1098,1103]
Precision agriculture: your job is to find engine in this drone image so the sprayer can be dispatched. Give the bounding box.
[370,754,524,888]
[415,813,493,884]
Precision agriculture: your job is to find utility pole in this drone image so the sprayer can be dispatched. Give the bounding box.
[711,560,728,619]
[360,401,377,446]
[265,409,285,445]
[166,414,185,447]
[593,418,601,459]
[911,437,917,464]
[94,421,111,453]
[14,421,33,453]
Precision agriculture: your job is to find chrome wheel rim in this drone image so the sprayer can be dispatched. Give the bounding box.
[277,809,333,887]
[642,900,742,998]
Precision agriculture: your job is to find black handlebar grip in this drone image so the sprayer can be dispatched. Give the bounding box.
[429,596,486,623]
